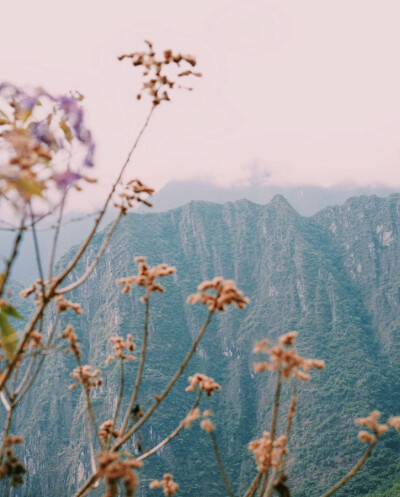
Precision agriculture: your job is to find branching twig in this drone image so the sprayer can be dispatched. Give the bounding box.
[264,380,297,497]
[259,373,282,497]
[137,392,202,462]
[243,473,262,497]
[210,430,236,497]
[56,212,123,295]
[49,193,67,280]
[0,217,25,297]
[319,443,376,497]
[113,311,213,450]
[120,296,150,436]
[74,312,213,497]
[110,358,125,441]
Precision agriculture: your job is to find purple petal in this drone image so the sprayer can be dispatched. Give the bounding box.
[54,171,81,189]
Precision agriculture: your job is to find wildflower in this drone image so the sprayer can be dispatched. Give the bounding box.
[388,416,400,431]
[253,332,324,381]
[29,331,43,348]
[200,418,214,433]
[55,295,82,314]
[114,179,155,214]
[0,83,95,210]
[355,410,388,442]
[149,473,179,496]
[98,451,142,497]
[99,420,120,443]
[69,365,102,390]
[117,257,175,301]
[183,407,201,429]
[119,41,201,106]
[248,432,288,472]
[60,324,81,361]
[106,334,137,363]
[187,277,249,312]
[185,373,221,396]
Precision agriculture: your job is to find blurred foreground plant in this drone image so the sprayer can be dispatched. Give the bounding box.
[0,41,398,497]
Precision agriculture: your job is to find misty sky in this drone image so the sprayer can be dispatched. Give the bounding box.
[3,1,400,211]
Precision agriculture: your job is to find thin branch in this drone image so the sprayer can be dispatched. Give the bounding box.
[319,443,376,497]
[85,388,98,474]
[49,193,67,280]
[243,473,262,497]
[264,380,297,497]
[120,296,150,436]
[111,358,125,441]
[55,106,154,290]
[56,212,123,295]
[259,373,282,497]
[0,217,25,297]
[13,316,59,405]
[74,312,213,497]
[137,392,202,463]
[0,391,10,412]
[29,202,45,286]
[0,107,156,393]
[113,311,213,450]
[0,408,13,466]
[210,430,235,497]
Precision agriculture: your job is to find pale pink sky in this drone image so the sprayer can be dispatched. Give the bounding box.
[3,1,400,210]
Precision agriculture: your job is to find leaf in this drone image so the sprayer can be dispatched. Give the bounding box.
[2,305,23,319]
[0,312,18,358]
[0,110,10,125]
[16,177,44,198]
[60,120,72,142]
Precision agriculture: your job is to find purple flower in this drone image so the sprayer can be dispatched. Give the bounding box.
[53,170,81,189]
[83,142,95,168]
[31,121,53,147]
[19,96,38,111]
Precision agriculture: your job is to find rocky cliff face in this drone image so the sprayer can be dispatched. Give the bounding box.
[9,194,400,497]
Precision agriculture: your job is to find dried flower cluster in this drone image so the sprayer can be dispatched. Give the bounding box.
[118,40,201,106]
[106,334,136,364]
[388,416,400,431]
[55,295,82,314]
[253,331,325,380]
[117,257,176,302]
[248,432,288,472]
[114,179,155,215]
[187,277,249,312]
[185,373,221,397]
[60,324,81,361]
[69,365,102,391]
[183,407,214,431]
[99,420,120,443]
[149,473,179,496]
[0,83,95,210]
[98,451,142,497]
[28,330,43,348]
[0,436,26,487]
[356,410,389,444]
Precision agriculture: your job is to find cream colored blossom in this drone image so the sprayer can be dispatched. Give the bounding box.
[185,373,221,396]
[150,473,179,496]
[187,277,249,312]
[253,332,324,381]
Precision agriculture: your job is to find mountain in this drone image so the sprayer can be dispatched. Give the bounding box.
[8,193,400,497]
[148,180,398,216]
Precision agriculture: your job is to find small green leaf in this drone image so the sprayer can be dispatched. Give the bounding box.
[0,312,18,358]
[2,305,23,319]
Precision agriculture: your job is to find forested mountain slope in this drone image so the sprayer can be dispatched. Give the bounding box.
[11,194,400,497]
